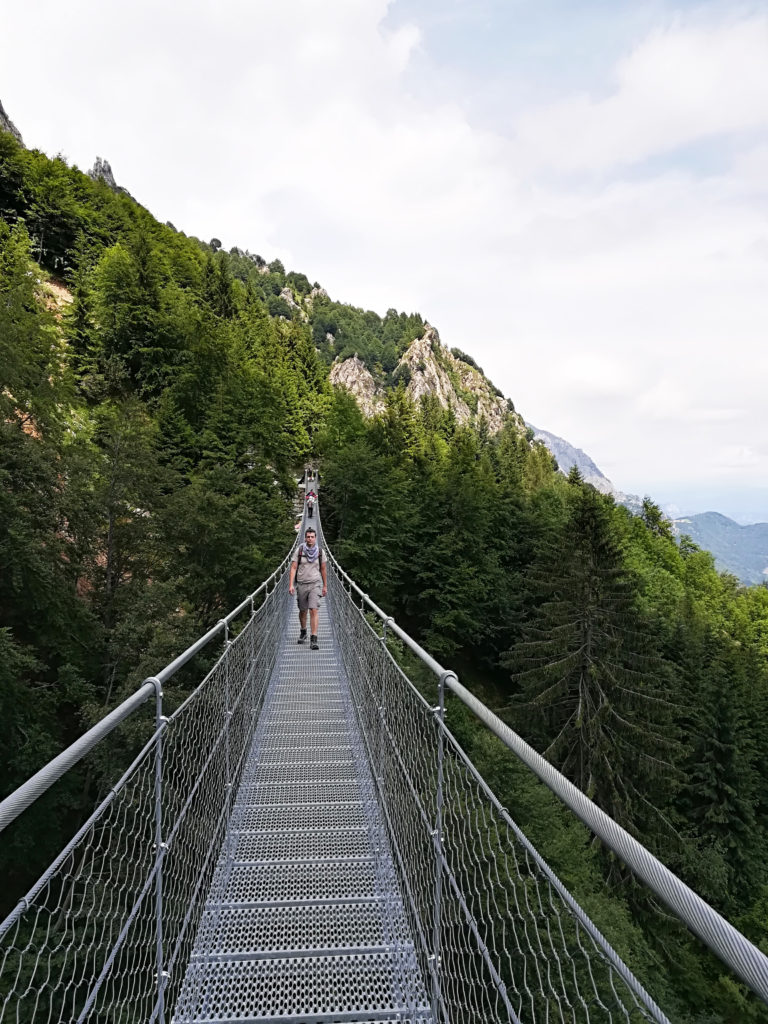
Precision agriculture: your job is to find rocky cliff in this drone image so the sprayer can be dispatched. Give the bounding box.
[87,156,134,199]
[329,324,519,435]
[329,355,386,418]
[88,157,119,189]
[0,99,24,146]
[397,326,471,421]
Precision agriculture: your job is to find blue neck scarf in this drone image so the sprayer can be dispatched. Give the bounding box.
[301,541,319,563]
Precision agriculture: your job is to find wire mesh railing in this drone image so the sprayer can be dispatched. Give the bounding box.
[325,542,767,1023]
[2,473,768,1024]
[327,552,668,1023]
[0,552,292,1024]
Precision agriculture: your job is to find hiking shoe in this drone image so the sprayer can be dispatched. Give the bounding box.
[310,635,319,650]
[297,630,307,644]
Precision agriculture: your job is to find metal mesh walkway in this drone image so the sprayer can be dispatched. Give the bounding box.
[173,586,432,1023]
[3,483,768,1022]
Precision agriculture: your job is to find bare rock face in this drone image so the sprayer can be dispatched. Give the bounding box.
[0,99,24,146]
[451,357,512,434]
[331,326,521,436]
[88,157,119,189]
[398,325,472,424]
[304,285,328,310]
[330,356,386,418]
[279,286,301,310]
[397,325,515,434]
[280,286,309,321]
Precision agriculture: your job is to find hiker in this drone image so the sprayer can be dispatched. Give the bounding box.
[288,527,327,650]
[307,496,314,518]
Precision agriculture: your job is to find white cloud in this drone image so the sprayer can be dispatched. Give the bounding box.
[712,444,766,470]
[1,1,767,518]
[513,12,768,172]
[636,379,745,423]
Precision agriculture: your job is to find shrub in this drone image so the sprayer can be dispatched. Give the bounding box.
[451,347,484,375]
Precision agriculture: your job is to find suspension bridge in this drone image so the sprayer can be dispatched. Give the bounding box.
[1,484,767,1023]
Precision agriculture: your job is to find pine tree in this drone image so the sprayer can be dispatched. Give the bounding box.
[676,630,766,913]
[504,484,678,841]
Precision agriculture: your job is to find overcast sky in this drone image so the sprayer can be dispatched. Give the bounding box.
[3,0,767,521]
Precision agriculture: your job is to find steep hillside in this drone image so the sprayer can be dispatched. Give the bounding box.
[4,106,768,1023]
[0,99,23,145]
[673,512,768,584]
[330,323,523,435]
[531,421,768,585]
[529,423,642,513]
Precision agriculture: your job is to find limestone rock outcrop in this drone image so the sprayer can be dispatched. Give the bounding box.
[304,286,328,310]
[397,325,515,434]
[329,325,520,436]
[88,157,135,201]
[329,356,386,418]
[88,157,120,190]
[398,326,471,424]
[0,99,24,146]
[280,286,300,310]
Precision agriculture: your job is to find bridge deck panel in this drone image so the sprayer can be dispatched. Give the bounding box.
[173,562,432,1023]
[207,860,386,906]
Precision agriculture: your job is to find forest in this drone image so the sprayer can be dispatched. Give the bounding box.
[1,126,767,1022]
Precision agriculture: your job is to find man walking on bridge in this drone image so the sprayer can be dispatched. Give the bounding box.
[289,527,327,650]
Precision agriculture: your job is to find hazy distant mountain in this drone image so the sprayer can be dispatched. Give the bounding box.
[672,513,768,585]
[528,424,643,513]
[529,424,768,585]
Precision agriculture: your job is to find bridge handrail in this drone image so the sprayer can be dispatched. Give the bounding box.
[324,544,768,1006]
[0,544,296,837]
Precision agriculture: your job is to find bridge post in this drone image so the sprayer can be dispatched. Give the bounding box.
[431,672,446,1019]
[249,595,256,721]
[378,618,394,789]
[152,678,169,1024]
[222,620,232,816]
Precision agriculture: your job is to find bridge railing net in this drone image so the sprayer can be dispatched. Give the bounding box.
[328,559,665,1024]
[0,572,289,1024]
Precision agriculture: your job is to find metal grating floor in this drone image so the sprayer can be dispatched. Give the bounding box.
[173,582,432,1024]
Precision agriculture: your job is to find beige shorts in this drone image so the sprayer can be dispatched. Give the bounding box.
[296,582,322,611]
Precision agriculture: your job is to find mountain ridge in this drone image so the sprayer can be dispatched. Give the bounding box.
[3,100,765,591]
[671,512,768,584]
[528,423,643,513]
[0,99,23,146]
[328,323,522,436]
[530,423,768,584]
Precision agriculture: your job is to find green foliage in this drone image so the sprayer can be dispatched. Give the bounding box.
[0,221,66,426]
[309,295,423,377]
[450,346,483,374]
[286,270,311,296]
[0,131,320,907]
[504,483,679,844]
[2,123,768,1021]
[320,377,768,1020]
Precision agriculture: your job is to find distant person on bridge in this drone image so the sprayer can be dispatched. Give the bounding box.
[289,527,327,650]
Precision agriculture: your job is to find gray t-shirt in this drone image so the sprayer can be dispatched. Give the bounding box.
[295,546,325,585]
